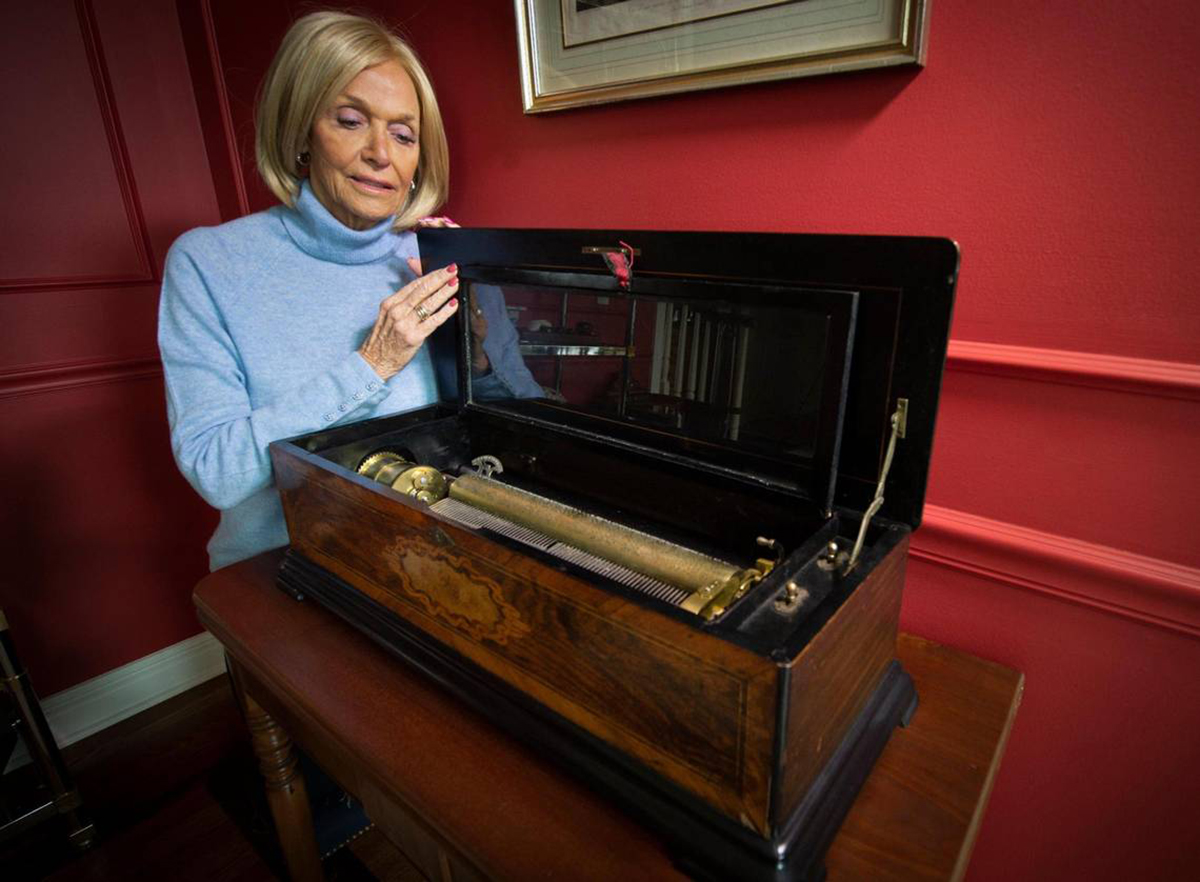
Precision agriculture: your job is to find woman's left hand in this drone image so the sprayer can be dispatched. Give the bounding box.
[415,217,475,362]
[403,252,489,373]
[358,258,459,380]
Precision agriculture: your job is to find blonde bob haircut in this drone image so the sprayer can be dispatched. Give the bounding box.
[255,11,449,230]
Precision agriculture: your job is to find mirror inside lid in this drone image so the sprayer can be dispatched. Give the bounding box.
[417,228,958,526]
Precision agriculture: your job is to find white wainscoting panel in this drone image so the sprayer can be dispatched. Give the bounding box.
[6,631,225,772]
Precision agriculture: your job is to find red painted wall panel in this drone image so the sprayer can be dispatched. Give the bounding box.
[0,0,148,283]
[0,0,221,695]
[0,377,214,686]
[200,0,293,214]
[902,560,1200,882]
[93,0,224,266]
[929,370,1200,568]
[0,286,160,371]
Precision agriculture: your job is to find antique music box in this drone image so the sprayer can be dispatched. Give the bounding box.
[271,229,958,881]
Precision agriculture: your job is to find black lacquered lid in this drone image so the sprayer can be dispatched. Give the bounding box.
[418,228,957,528]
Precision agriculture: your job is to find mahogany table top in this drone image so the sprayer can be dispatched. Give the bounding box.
[195,550,1022,881]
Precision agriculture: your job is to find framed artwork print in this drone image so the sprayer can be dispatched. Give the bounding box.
[514,0,931,113]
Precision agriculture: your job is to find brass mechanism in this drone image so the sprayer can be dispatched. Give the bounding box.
[393,466,448,504]
[453,473,771,620]
[356,452,449,505]
[774,580,810,614]
[817,540,848,572]
[470,455,503,478]
[357,450,405,480]
[354,449,776,620]
[844,398,907,573]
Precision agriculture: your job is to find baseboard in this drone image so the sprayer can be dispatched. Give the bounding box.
[913,505,1200,639]
[5,631,226,773]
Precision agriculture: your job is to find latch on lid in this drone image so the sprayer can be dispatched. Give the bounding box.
[583,242,639,290]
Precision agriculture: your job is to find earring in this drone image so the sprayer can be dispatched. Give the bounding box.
[296,151,310,168]
[409,179,417,192]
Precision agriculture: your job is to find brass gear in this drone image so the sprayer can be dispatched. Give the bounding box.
[356,450,407,479]
[390,465,448,503]
[355,449,448,504]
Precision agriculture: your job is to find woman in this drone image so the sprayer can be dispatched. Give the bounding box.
[159,11,539,573]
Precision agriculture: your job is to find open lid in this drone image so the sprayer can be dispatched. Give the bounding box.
[418,229,958,528]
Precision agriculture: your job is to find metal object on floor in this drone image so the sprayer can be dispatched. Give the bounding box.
[0,608,95,850]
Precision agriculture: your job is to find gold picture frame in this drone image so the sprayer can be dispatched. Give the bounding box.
[515,0,930,113]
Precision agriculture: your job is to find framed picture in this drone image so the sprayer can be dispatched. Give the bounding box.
[514,0,930,112]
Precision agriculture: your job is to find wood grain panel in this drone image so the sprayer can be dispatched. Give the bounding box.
[274,448,780,832]
[778,535,907,822]
[197,553,1024,882]
[197,552,689,882]
[0,0,150,287]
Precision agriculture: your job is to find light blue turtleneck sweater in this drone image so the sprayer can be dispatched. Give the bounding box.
[158,183,537,570]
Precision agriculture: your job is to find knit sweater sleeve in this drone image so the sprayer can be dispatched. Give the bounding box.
[158,239,388,510]
[474,284,544,399]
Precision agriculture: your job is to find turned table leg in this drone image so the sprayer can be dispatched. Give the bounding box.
[236,681,323,882]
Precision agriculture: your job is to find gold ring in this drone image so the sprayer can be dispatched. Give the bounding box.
[415,303,429,321]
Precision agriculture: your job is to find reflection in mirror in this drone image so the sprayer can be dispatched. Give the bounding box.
[465,283,545,401]
[477,282,840,464]
[467,286,495,376]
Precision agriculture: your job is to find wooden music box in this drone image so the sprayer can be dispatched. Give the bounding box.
[271,229,958,880]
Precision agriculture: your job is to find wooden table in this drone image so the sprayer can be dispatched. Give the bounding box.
[195,551,1023,882]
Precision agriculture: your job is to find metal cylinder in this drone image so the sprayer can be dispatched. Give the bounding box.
[450,474,740,593]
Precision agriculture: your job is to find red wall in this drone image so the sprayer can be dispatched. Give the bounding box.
[4,1,1194,879]
[202,2,1200,879]
[0,0,219,695]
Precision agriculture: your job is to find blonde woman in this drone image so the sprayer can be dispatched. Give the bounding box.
[159,11,539,573]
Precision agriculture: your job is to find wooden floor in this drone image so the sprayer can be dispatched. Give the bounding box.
[1,676,423,882]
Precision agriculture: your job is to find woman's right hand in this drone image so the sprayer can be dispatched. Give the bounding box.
[359,258,459,380]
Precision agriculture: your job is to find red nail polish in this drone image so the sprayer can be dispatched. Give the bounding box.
[447,263,458,274]
[449,298,458,308]
[449,277,459,288]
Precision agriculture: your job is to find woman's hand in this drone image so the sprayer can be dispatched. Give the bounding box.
[359,257,459,380]
[411,218,484,369]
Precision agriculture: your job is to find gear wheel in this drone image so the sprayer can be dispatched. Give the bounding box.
[355,450,407,479]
